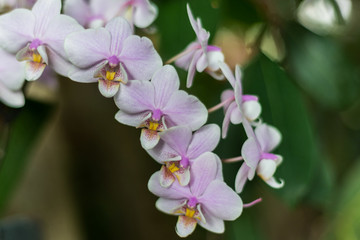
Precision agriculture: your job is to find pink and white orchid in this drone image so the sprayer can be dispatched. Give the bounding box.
[114,65,208,150]
[147,124,220,187]
[172,4,225,88]
[235,123,284,193]
[64,0,158,28]
[148,152,243,237]
[0,0,83,81]
[65,16,162,98]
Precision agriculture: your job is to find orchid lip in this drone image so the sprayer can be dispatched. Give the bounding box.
[261,152,278,160]
[29,39,42,51]
[242,95,258,102]
[108,55,120,68]
[187,197,198,208]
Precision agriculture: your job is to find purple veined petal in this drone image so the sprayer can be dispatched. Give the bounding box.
[115,110,151,127]
[222,101,237,139]
[24,61,46,81]
[155,198,187,215]
[175,42,198,70]
[230,108,242,125]
[98,79,120,98]
[196,53,208,72]
[163,90,208,131]
[255,123,282,153]
[32,0,61,37]
[207,51,224,71]
[90,0,123,21]
[41,14,84,59]
[189,152,219,197]
[218,61,235,87]
[198,210,224,234]
[241,137,262,170]
[152,65,180,109]
[220,89,235,112]
[0,9,35,53]
[159,165,176,188]
[148,171,192,199]
[186,50,202,88]
[119,35,162,81]
[0,48,26,90]
[176,215,197,238]
[146,138,182,163]
[257,159,277,181]
[242,100,262,122]
[133,0,158,28]
[157,126,192,156]
[174,166,190,186]
[235,163,250,193]
[114,79,155,113]
[265,177,284,189]
[68,60,107,83]
[140,128,160,149]
[0,82,25,108]
[199,180,243,220]
[106,17,133,56]
[63,0,92,27]
[187,124,220,159]
[64,28,111,68]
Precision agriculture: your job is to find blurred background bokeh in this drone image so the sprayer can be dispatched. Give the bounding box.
[1,0,360,239]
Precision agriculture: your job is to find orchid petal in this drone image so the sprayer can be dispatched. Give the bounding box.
[155,198,186,214]
[176,216,197,238]
[106,17,133,56]
[174,167,191,186]
[152,65,180,109]
[265,177,285,189]
[198,212,224,234]
[186,50,202,88]
[242,100,262,121]
[146,140,182,164]
[222,101,237,139]
[230,108,242,125]
[235,163,250,193]
[24,61,46,81]
[148,171,192,199]
[0,82,24,108]
[140,128,160,149]
[37,45,48,64]
[241,137,262,170]
[257,159,277,181]
[218,62,236,87]
[220,89,235,112]
[41,14,84,59]
[163,90,207,131]
[32,0,61,37]
[196,54,208,72]
[47,47,76,77]
[63,0,91,27]
[119,35,162,80]
[255,123,282,153]
[133,0,158,28]
[207,51,224,71]
[158,126,192,156]
[90,0,123,20]
[0,9,35,53]
[115,110,151,128]
[0,49,26,90]
[98,79,120,98]
[200,180,243,220]
[189,152,219,197]
[175,42,198,69]
[159,165,176,188]
[187,124,220,159]
[65,28,111,68]
[114,80,155,113]
[68,60,107,83]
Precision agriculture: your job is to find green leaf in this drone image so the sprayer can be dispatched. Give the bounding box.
[282,23,360,109]
[0,100,53,213]
[243,54,319,205]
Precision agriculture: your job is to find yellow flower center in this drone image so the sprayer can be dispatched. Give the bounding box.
[32,53,42,63]
[168,163,179,173]
[185,208,196,218]
[149,121,159,131]
[106,71,116,81]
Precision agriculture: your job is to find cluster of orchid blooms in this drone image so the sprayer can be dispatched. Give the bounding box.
[0,0,284,237]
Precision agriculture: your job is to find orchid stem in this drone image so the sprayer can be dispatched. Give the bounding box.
[243,198,262,208]
[222,156,243,163]
[208,97,234,113]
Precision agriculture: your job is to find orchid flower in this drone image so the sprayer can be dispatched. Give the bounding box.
[0,0,83,81]
[64,0,158,28]
[147,124,220,187]
[0,48,26,108]
[148,152,243,237]
[170,4,224,88]
[64,16,162,98]
[209,62,261,139]
[114,65,208,150]
[235,123,284,193]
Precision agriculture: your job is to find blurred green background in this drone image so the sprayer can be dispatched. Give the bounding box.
[1,0,360,239]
